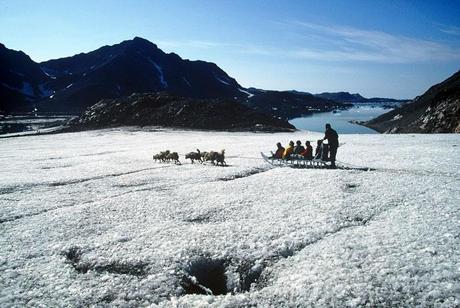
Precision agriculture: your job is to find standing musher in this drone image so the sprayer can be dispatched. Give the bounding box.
[323,123,339,168]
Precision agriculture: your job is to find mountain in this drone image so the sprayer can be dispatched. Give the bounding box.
[1,37,348,117]
[315,92,408,103]
[65,92,295,132]
[0,43,52,112]
[38,37,246,112]
[365,70,460,133]
[242,88,348,119]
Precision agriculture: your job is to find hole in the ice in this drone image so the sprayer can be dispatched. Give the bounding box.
[63,247,148,276]
[345,215,369,225]
[237,261,265,292]
[181,258,228,295]
[64,247,82,269]
[345,183,359,189]
[184,215,211,223]
[179,257,268,295]
[99,293,116,303]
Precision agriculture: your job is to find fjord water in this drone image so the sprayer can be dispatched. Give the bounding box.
[290,104,393,134]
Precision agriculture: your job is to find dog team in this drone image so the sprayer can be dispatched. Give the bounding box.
[152,149,226,166]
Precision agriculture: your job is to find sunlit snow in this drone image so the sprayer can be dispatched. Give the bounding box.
[216,76,231,86]
[0,128,459,306]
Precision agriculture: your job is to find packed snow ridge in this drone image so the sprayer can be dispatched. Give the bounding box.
[0,128,459,307]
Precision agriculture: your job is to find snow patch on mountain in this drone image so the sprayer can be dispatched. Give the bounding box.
[149,58,168,88]
[239,88,255,98]
[41,68,56,79]
[182,77,191,88]
[38,84,54,98]
[215,76,231,86]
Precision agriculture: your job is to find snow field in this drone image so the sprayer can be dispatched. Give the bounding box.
[0,128,459,306]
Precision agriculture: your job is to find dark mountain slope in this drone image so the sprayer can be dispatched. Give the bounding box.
[0,43,51,112]
[1,38,347,119]
[39,37,245,112]
[365,70,460,133]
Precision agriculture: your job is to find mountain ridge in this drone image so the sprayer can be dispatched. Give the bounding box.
[0,38,347,118]
[315,91,408,103]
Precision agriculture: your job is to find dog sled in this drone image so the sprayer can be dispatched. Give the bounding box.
[261,152,333,169]
[261,152,372,171]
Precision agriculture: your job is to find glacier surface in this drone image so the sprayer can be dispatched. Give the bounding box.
[0,128,459,307]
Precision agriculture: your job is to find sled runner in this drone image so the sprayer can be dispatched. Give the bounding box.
[261,152,373,171]
[261,152,332,169]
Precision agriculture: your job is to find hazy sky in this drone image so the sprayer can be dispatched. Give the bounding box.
[1,0,460,98]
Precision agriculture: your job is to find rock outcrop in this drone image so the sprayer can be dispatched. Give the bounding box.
[66,93,296,132]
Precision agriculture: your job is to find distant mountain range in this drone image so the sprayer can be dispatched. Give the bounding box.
[314,92,408,103]
[365,70,460,133]
[0,37,345,118]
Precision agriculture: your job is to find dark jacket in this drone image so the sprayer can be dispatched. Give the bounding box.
[301,145,313,160]
[315,145,322,159]
[324,128,339,147]
[274,147,285,159]
[315,143,329,160]
[293,145,305,155]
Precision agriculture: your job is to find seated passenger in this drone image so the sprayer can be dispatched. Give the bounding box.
[300,141,313,160]
[321,142,329,161]
[293,140,305,155]
[282,141,295,159]
[314,140,323,159]
[270,142,285,159]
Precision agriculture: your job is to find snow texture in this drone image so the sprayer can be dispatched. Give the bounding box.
[0,128,459,307]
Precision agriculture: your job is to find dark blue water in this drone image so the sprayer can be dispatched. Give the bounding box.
[289,104,392,134]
